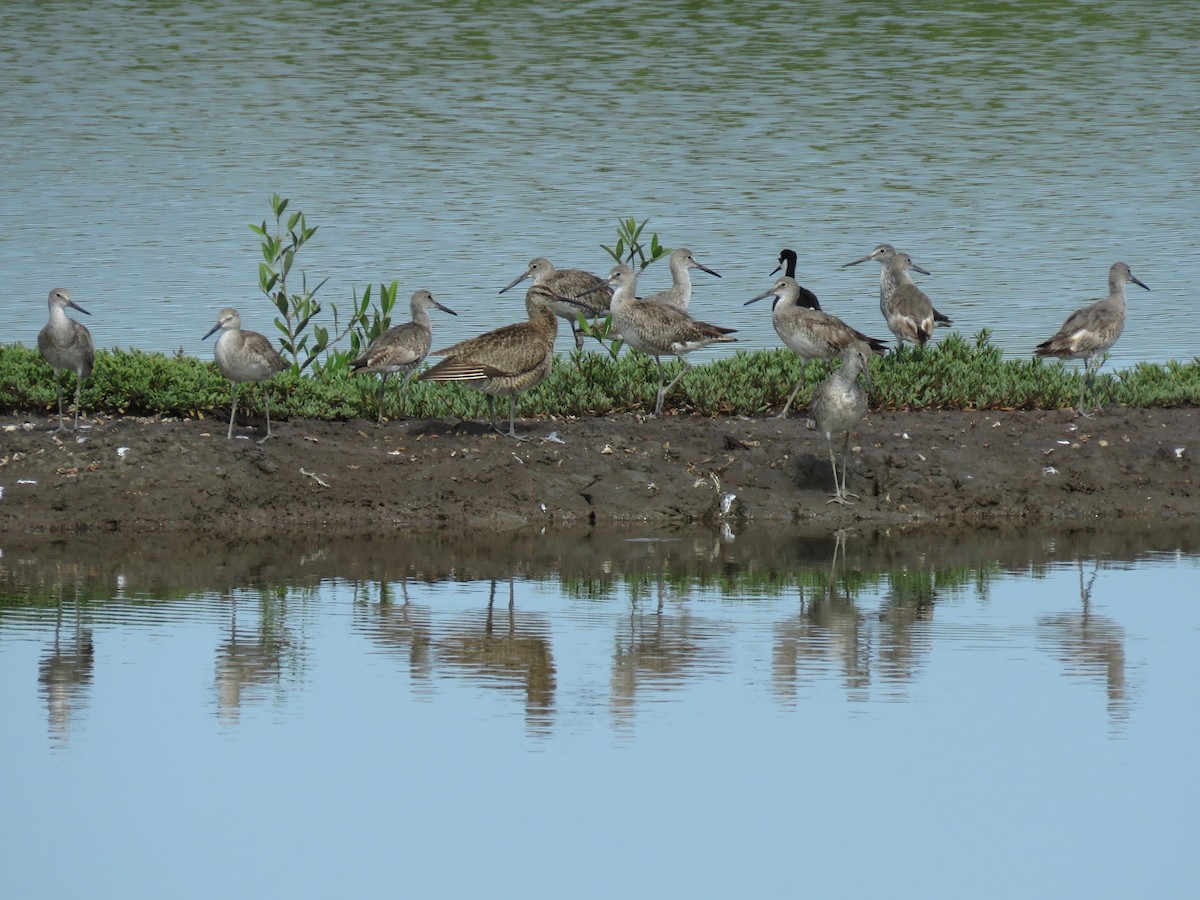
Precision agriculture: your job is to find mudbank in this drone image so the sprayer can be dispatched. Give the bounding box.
[0,408,1196,534]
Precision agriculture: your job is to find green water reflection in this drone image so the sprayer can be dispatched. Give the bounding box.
[1,522,1190,742]
[3,522,1199,899]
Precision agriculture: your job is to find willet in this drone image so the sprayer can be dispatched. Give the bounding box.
[881,252,943,347]
[601,264,737,417]
[1034,262,1149,416]
[641,247,721,310]
[202,308,288,441]
[420,284,596,439]
[842,243,951,344]
[746,277,888,418]
[770,249,821,310]
[809,342,872,505]
[349,290,456,422]
[37,288,94,432]
[500,257,613,350]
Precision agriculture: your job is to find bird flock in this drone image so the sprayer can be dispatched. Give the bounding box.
[35,246,1149,505]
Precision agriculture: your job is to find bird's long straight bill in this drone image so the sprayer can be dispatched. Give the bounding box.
[745,288,778,305]
[499,269,530,294]
[841,253,932,276]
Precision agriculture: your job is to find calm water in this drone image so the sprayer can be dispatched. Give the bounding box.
[3,1,1198,368]
[2,524,1199,898]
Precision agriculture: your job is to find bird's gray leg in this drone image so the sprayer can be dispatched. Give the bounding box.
[227,382,238,439]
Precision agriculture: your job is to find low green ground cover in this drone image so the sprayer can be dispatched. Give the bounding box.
[5,331,1199,424]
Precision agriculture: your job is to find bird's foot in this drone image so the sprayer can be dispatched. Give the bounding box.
[495,422,530,442]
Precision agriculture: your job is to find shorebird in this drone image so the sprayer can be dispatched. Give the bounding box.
[37,288,94,432]
[880,252,942,347]
[746,277,888,418]
[601,263,737,417]
[641,247,721,310]
[770,249,821,310]
[810,342,872,505]
[841,243,951,345]
[1035,261,1149,416]
[500,257,613,350]
[420,284,596,439]
[202,308,288,441]
[349,290,456,422]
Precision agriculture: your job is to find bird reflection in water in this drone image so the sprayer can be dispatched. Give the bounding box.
[436,578,556,736]
[38,593,95,747]
[873,562,938,698]
[214,591,294,725]
[774,531,943,703]
[352,576,434,694]
[610,572,722,730]
[1038,559,1131,731]
[773,531,871,704]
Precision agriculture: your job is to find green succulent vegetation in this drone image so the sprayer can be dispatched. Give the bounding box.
[6,199,1200,423]
[4,333,1200,423]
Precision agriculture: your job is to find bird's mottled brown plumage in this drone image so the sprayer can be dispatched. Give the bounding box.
[500,257,613,350]
[604,264,736,417]
[421,284,583,438]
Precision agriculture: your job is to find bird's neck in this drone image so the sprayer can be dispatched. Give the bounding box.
[670,261,692,291]
[611,279,638,311]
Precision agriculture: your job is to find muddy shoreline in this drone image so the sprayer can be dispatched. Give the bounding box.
[1,408,1196,536]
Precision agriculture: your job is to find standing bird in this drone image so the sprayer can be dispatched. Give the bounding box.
[810,342,872,506]
[500,257,613,350]
[641,247,721,310]
[349,290,456,423]
[770,249,821,310]
[601,264,737,417]
[202,308,287,441]
[38,288,94,432]
[841,242,951,344]
[746,277,887,418]
[881,252,942,347]
[1035,262,1149,416]
[420,285,596,439]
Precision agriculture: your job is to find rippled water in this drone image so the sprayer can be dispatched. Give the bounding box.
[2,524,1199,897]
[3,1,1197,368]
